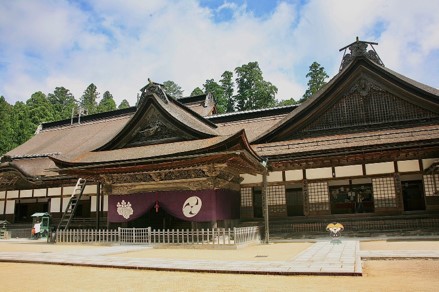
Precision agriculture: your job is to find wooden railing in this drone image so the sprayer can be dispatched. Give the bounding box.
[56,226,261,246]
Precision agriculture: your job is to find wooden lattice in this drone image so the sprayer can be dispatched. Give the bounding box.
[297,79,437,137]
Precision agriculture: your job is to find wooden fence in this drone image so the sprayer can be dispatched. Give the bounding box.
[56,226,260,246]
[56,228,119,243]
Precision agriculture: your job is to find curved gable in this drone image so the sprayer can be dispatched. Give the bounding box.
[254,57,439,143]
[97,83,218,151]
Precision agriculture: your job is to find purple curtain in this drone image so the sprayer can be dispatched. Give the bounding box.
[108,189,240,223]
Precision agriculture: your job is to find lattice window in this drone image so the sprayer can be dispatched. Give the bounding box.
[424,174,439,196]
[240,187,253,207]
[308,182,329,211]
[267,185,286,206]
[372,177,397,208]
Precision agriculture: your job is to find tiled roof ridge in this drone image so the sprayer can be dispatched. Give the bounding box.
[216,114,288,126]
[4,152,61,160]
[41,107,136,130]
[39,114,132,133]
[207,104,296,119]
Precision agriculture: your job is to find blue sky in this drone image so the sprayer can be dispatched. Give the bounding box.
[1,0,438,106]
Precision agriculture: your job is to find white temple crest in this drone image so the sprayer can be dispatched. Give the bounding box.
[117,200,134,219]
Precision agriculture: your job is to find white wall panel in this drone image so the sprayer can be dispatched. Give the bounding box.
[5,200,15,214]
[240,174,262,184]
[267,171,283,182]
[335,165,363,177]
[285,170,303,181]
[50,198,61,213]
[366,162,394,175]
[398,160,420,172]
[306,167,332,179]
[6,190,18,199]
[48,187,61,197]
[33,189,46,197]
[20,190,33,198]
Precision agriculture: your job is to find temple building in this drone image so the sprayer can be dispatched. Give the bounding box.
[1,39,438,232]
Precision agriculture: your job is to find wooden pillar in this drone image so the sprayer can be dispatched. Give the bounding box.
[102,182,112,229]
[394,172,404,212]
[302,179,309,216]
[96,183,101,229]
[262,166,269,244]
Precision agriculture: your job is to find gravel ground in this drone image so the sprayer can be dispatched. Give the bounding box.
[1,239,438,291]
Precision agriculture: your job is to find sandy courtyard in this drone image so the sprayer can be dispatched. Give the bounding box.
[1,239,439,291]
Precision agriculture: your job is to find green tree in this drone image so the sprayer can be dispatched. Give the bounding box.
[26,91,56,133]
[235,61,277,111]
[203,79,224,112]
[162,80,183,99]
[0,96,14,155]
[277,98,298,106]
[118,99,130,109]
[47,87,77,120]
[97,91,117,113]
[11,101,33,147]
[220,70,235,113]
[204,79,225,114]
[80,83,100,114]
[190,87,204,96]
[300,61,329,103]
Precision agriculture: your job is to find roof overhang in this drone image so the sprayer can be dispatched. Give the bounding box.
[50,130,265,176]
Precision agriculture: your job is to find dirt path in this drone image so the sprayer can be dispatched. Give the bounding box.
[1,260,438,291]
[1,239,439,291]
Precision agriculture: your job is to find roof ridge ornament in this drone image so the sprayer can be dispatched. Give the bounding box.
[139,78,169,104]
[339,37,384,71]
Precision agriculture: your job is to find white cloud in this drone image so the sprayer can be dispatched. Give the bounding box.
[0,0,438,107]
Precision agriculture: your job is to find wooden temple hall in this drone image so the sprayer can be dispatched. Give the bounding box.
[1,39,439,233]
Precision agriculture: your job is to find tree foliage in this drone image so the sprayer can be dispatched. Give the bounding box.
[11,101,34,147]
[0,96,14,155]
[47,87,77,120]
[203,79,224,109]
[220,70,234,113]
[80,83,100,114]
[162,80,183,99]
[97,91,117,113]
[234,62,277,111]
[118,99,130,109]
[26,91,55,133]
[277,98,298,106]
[300,61,329,103]
[0,84,128,156]
[190,87,204,96]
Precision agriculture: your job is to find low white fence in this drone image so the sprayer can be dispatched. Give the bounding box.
[56,226,260,246]
[56,228,119,243]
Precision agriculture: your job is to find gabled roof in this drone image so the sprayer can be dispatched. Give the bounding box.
[51,130,264,175]
[211,106,294,142]
[6,114,131,160]
[254,56,439,143]
[96,83,218,150]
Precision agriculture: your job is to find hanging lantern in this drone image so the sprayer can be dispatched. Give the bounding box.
[154,200,160,213]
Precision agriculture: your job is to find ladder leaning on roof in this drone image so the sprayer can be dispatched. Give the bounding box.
[57,178,87,230]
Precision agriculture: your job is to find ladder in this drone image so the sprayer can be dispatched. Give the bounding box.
[57,178,87,230]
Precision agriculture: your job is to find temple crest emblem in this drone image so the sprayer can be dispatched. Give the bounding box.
[117,200,134,219]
